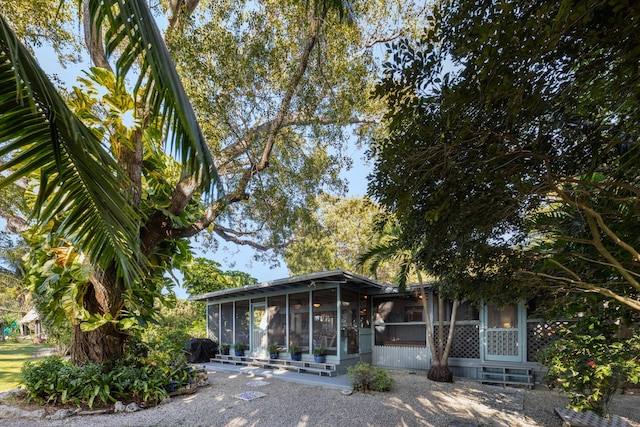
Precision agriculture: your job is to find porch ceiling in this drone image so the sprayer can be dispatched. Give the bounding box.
[188,269,391,302]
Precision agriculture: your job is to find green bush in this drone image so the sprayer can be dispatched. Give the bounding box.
[347,362,394,392]
[539,328,640,416]
[21,349,194,408]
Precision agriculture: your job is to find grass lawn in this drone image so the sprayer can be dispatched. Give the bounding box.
[0,339,51,392]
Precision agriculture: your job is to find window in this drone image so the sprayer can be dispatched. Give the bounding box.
[235,300,250,347]
[267,295,287,347]
[207,304,219,342]
[341,289,359,355]
[404,306,424,322]
[374,296,424,323]
[360,294,370,328]
[313,289,337,356]
[373,296,426,346]
[288,292,309,353]
[487,303,518,329]
[220,302,234,344]
[433,296,479,322]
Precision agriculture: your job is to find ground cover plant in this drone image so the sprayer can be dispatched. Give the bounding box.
[20,348,193,409]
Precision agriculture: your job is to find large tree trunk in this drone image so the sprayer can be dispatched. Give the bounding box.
[70,266,126,366]
[71,322,125,366]
[422,280,459,383]
[427,360,453,383]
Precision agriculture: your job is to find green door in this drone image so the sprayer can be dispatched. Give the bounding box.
[483,303,523,362]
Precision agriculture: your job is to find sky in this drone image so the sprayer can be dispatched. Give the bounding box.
[33,42,373,300]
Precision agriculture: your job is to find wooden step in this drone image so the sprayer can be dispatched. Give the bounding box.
[209,355,337,377]
[477,365,533,389]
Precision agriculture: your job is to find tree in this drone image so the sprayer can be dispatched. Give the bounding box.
[0,232,28,339]
[284,195,399,281]
[1,0,430,366]
[182,257,257,297]
[368,0,640,312]
[1,0,220,365]
[358,221,460,382]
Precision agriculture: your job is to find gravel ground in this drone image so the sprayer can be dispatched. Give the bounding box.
[1,369,639,427]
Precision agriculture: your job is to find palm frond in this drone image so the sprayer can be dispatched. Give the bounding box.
[89,0,221,197]
[0,15,144,284]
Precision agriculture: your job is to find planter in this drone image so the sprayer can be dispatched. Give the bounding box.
[220,348,230,355]
[291,354,302,361]
[235,350,245,357]
[269,353,279,360]
[313,355,326,363]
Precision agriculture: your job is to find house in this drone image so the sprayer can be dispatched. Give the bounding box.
[190,270,562,384]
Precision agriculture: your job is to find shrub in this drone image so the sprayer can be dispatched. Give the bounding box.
[347,363,394,392]
[539,327,640,416]
[20,348,195,408]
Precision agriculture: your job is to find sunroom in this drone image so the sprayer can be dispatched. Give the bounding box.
[190,270,387,375]
[190,270,556,382]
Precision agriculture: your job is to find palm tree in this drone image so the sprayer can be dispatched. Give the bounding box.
[0,0,350,367]
[357,222,460,382]
[0,0,219,365]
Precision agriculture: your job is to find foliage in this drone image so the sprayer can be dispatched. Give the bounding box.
[369,0,640,310]
[539,320,640,416]
[141,299,206,346]
[268,343,279,354]
[0,0,430,366]
[357,220,420,292]
[285,196,398,282]
[0,0,79,62]
[0,0,218,365]
[0,233,28,330]
[21,346,194,408]
[233,342,246,351]
[182,258,257,297]
[357,219,458,382]
[312,346,325,356]
[347,362,394,392]
[289,344,301,355]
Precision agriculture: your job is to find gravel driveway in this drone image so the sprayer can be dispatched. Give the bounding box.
[1,367,639,427]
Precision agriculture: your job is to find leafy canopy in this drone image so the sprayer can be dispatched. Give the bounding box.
[369,0,640,308]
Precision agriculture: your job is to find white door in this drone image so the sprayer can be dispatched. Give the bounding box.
[251,303,267,357]
[483,303,523,362]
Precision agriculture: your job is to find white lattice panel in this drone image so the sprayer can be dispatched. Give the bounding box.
[486,329,519,356]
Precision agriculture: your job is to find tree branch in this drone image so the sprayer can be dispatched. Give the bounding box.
[83,0,112,71]
[521,270,640,312]
[162,9,325,247]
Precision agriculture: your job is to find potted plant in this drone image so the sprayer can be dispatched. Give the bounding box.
[219,343,230,355]
[234,342,246,357]
[313,347,326,363]
[268,343,280,360]
[289,343,302,361]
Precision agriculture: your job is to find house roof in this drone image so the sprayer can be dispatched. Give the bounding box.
[188,269,396,302]
[20,308,39,323]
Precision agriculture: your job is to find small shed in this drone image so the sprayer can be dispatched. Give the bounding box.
[20,308,42,337]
